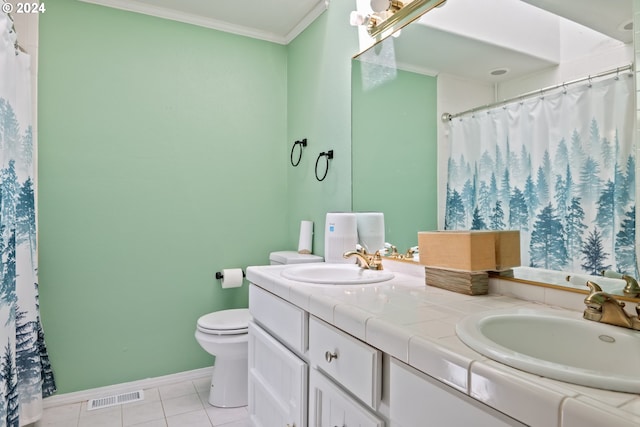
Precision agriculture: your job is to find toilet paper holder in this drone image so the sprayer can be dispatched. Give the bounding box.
[215,270,246,280]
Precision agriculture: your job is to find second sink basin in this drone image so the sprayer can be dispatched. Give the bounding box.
[280,263,394,285]
[456,307,640,393]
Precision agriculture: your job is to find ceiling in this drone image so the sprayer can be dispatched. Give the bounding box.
[78,0,329,44]
[80,0,632,82]
[522,0,632,43]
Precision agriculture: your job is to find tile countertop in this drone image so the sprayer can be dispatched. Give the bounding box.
[245,260,640,427]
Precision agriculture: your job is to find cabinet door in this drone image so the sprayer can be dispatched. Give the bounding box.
[248,321,308,427]
[309,368,384,427]
[389,358,525,427]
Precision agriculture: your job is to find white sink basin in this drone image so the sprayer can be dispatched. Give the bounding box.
[280,264,394,285]
[456,307,640,393]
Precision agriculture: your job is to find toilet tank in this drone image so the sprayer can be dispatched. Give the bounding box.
[269,251,324,265]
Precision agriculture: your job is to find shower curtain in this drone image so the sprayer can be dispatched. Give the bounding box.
[0,10,56,426]
[445,73,636,277]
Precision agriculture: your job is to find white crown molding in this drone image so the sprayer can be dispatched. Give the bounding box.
[42,367,213,408]
[78,0,326,45]
[283,0,329,44]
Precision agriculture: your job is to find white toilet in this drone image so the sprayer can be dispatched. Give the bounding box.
[195,252,321,407]
[195,308,251,407]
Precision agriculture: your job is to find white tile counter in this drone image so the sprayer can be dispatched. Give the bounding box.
[246,261,640,427]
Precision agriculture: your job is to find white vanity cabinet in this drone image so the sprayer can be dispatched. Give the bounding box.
[389,358,526,427]
[248,284,386,427]
[248,279,527,427]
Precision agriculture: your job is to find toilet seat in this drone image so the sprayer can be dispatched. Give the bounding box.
[197,308,250,335]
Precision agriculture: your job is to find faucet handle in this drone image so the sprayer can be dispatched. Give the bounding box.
[601,270,640,297]
[623,275,640,297]
[586,281,603,293]
[584,281,608,309]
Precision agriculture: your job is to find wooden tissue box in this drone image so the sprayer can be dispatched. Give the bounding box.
[418,231,496,271]
[494,230,521,270]
[418,230,521,271]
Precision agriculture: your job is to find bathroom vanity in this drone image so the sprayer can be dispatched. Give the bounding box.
[246,262,640,427]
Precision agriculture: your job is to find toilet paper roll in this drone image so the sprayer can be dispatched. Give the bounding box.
[221,268,244,289]
[298,220,313,254]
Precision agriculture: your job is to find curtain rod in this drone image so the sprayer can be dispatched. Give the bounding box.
[442,63,634,122]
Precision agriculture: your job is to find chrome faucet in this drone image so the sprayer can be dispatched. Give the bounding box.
[343,249,384,270]
[600,270,640,297]
[583,281,640,330]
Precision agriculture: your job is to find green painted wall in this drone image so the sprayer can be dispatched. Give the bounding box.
[352,61,438,251]
[285,1,359,255]
[38,1,288,393]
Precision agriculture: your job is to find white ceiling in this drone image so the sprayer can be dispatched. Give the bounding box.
[79,0,633,82]
[522,0,632,43]
[78,0,329,44]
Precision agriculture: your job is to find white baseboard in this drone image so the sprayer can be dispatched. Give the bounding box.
[43,367,214,409]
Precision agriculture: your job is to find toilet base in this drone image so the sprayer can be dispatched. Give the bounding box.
[208,356,248,407]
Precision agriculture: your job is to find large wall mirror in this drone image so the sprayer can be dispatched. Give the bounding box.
[351,0,637,298]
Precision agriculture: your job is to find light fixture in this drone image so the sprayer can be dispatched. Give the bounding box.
[350,0,448,38]
[619,19,633,32]
[490,68,509,76]
[370,0,404,13]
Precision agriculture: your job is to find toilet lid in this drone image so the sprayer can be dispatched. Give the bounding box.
[197,308,250,334]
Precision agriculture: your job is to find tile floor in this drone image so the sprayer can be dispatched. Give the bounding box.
[32,375,251,427]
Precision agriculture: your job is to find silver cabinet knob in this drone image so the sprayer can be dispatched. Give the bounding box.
[325,350,338,363]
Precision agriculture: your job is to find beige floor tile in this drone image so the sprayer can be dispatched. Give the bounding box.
[35,380,247,427]
[162,394,204,418]
[166,410,212,427]
[122,401,165,426]
[205,406,248,426]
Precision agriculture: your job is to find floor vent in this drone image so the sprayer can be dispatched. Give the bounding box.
[87,390,144,411]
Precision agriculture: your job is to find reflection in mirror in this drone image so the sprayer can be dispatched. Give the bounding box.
[351,0,637,300]
[510,266,637,301]
[351,53,437,253]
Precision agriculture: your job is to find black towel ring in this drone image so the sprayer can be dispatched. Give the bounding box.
[315,150,334,182]
[290,138,307,167]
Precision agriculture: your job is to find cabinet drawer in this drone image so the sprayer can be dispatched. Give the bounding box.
[309,316,381,409]
[249,284,308,355]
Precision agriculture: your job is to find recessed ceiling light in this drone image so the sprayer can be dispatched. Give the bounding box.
[619,19,633,31]
[490,68,509,76]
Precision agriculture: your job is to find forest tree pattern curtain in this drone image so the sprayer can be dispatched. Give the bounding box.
[0,10,55,426]
[445,73,636,277]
